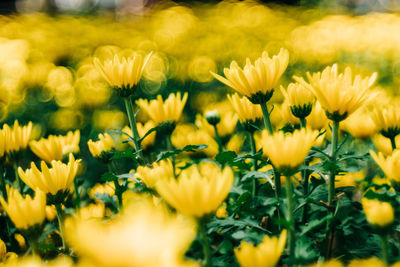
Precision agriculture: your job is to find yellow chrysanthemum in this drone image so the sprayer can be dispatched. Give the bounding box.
[18,153,81,195]
[362,198,394,227]
[134,159,174,189]
[370,149,400,182]
[341,110,377,139]
[14,233,26,251]
[89,183,115,200]
[306,102,329,130]
[281,83,315,118]
[259,128,318,174]
[226,134,245,154]
[227,93,263,123]
[335,171,365,188]
[88,133,115,158]
[195,112,238,137]
[372,134,400,156]
[211,49,289,104]
[65,194,198,267]
[279,100,300,126]
[307,259,344,267]
[234,230,287,267]
[348,257,386,267]
[0,187,46,230]
[122,121,156,149]
[45,205,57,221]
[3,121,33,155]
[29,130,80,163]
[93,52,152,97]
[0,238,6,260]
[156,162,234,217]
[371,104,400,139]
[294,64,377,121]
[75,203,106,221]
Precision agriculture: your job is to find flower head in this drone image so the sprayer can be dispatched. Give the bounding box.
[370,149,400,183]
[88,133,115,159]
[371,104,400,139]
[211,49,289,104]
[341,110,377,139]
[94,52,152,97]
[294,64,377,121]
[362,198,394,228]
[136,92,188,125]
[18,153,81,196]
[227,93,263,123]
[195,112,238,138]
[156,162,234,218]
[0,187,46,230]
[234,230,287,267]
[3,121,33,156]
[281,83,314,118]
[134,159,174,189]
[372,134,400,156]
[306,101,329,130]
[122,121,156,150]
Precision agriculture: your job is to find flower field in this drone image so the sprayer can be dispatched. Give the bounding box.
[1,1,400,266]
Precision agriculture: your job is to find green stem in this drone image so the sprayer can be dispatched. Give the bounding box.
[213,125,223,153]
[300,117,307,128]
[108,162,123,210]
[285,176,295,266]
[73,178,80,208]
[0,165,7,201]
[123,96,146,165]
[390,136,396,150]
[301,163,310,224]
[199,219,211,267]
[260,102,273,135]
[247,131,258,197]
[166,135,177,178]
[380,234,389,264]
[55,203,67,251]
[274,169,282,198]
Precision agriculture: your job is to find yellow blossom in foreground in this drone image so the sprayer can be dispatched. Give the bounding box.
[295,64,377,121]
[341,110,377,139]
[134,159,174,188]
[211,49,289,103]
[29,130,80,163]
[371,104,400,138]
[66,194,198,267]
[195,112,238,137]
[3,121,33,155]
[234,230,287,267]
[18,154,81,195]
[136,92,188,124]
[370,149,400,182]
[0,187,46,230]
[122,121,156,149]
[372,134,400,156]
[281,83,314,118]
[88,133,115,158]
[94,52,152,96]
[348,257,386,267]
[227,93,263,123]
[362,198,394,227]
[156,162,234,217]
[259,128,318,174]
[307,259,344,267]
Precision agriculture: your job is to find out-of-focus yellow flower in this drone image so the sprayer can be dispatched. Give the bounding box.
[94,52,152,97]
[122,121,156,150]
[279,100,300,126]
[211,49,289,104]
[226,134,245,154]
[29,130,80,163]
[75,203,105,221]
[3,121,33,155]
[307,259,344,267]
[228,93,263,123]
[134,159,174,189]
[18,154,81,195]
[216,203,228,218]
[136,92,188,125]
[156,162,233,218]
[195,112,238,137]
[335,171,364,188]
[50,109,84,131]
[348,257,386,267]
[372,134,400,156]
[370,149,400,182]
[45,205,57,221]
[89,183,115,200]
[371,104,400,139]
[0,187,46,230]
[14,234,26,251]
[88,133,115,159]
[306,102,329,130]
[341,110,377,139]
[65,194,198,267]
[171,124,219,157]
[0,238,6,260]
[362,198,394,228]
[281,83,314,118]
[234,230,287,267]
[93,110,126,131]
[259,128,318,175]
[295,64,377,121]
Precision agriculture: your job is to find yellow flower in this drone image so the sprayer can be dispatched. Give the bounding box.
[211,49,289,104]
[307,259,344,267]
[216,203,228,218]
[65,194,198,267]
[122,121,156,149]
[93,52,152,97]
[294,64,377,121]
[226,134,245,154]
[281,83,314,118]
[88,133,115,159]
[29,130,80,163]
[362,198,394,227]
[45,205,57,221]
[75,203,106,220]
[370,149,400,182]
[259,128,318,175]
[89,183,115,200]
[234,230,287,267]
[134,159,174,188]
[372,134,400,156]
[3,121,33,155]
[306,101,329,130]
[136,92,188,125]
[335,171,364,188]
[18,153,81,195]
[279,100,300,126]
[0,238,6,260]
[348,258,386,267]
[156,162,234,217]
[14,234,26,251]
[227,93,263,123]
[195,112,238,137]
[341,110,377,139]
[0,187,46,230]
[371,104,400,139]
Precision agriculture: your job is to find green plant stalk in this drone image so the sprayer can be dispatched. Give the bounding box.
[247,131,258,197]
[0,165,7,201]
[390,136,396,150]
[107,163,122,210]
[300,117,307,128]
[380,234,389,264]
[55,203,67,251]
[301,165,310,224]
[199,219,211,267]
[286,176,295,266]
[213,125,223,153]
[123,96,146,165]
[260,102,273,135]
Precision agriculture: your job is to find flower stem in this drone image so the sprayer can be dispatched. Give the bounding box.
[213,125,223,153]
[260,102,273,135]
[286,176,295,266]
[108,163,122,210]
[55,203,67,251]
[301,162,310,224]
[300,117,307,128]
[247,131,258,197]
[380,234,389,264]
[199,219,211,267]
[123,96,146,165]
[390,136,396,150]
[0,165,7,201]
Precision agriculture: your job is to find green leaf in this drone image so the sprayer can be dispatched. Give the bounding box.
[156,144,207,162]
[140,121,171,142]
